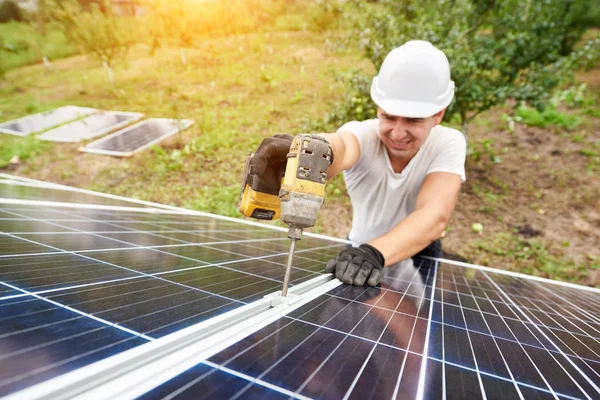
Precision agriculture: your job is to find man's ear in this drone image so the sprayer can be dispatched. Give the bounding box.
[433,108,447,125]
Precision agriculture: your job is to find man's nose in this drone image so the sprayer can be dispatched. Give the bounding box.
[390,122,408,140]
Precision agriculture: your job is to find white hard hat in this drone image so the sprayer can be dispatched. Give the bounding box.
[370,40,455,118]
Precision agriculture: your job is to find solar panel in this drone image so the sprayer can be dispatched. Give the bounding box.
[38,111,144,142]
[1,175,599,400]
[0,106,96,136]
[80,118,194,157]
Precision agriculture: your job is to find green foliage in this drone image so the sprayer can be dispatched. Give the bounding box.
[52,0,133,68]
[468,138,502,164]
[0,135,52,168]
[303,70,376,132]
[0,21,74,72]
[187,184,241,217]
[515,105,581,129]
[146,0,342,57]
[0,0,25,23]
[463,231,593,282]
[324,0,600,133]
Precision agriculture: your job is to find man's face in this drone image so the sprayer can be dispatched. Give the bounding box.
[377,108,444,161]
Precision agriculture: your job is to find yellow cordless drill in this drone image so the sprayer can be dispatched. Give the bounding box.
[239,134,333,296]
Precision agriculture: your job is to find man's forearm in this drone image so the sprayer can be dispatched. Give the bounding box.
[367,207,448,266]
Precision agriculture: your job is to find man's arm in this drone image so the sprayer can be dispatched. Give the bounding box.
[321,131,361,179]
[368,172,462,266]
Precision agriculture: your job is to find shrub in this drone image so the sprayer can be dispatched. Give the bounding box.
[318,0,600,135]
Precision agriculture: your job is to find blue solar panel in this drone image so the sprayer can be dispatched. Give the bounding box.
[1,175,599,399]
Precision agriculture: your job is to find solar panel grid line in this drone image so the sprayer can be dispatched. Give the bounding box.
[441,268,447,400]
[0,237,289,257]
[0,278,153,341]
[390,265,434,400]
[488,276,600,394]
[0,173,351,244]
[0,209,332,292]
[32,205,341,277]
[531,281,600,331]
[1,333,142,396]
[352,262,597,329]
[427,256,600,295]
[458,268,561,398]
[201,361,312,400]
[199,280,380,400]
[484,271,600,398]
[514,297,600,384]
[0,198,187,216]
[456,269,526,399]
[516,281,600,350]
[77,207,342,268]
[0,246,333,304]
[448,267,491,400]
[0,232,258,308]
[415,260,439,400]
[231,285,379,399]
[492,279,600,333]
[415,261,439,400]
[325,263,431,400]
[330,269,599,339]
[433,279,600,335]
[6,276,342,400]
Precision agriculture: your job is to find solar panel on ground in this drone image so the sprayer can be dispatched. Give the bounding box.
[1,175,599,400]
[80,118,194,157]
[0,106,97,136]
[38,111,144,142]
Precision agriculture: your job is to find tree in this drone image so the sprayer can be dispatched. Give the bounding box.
[147,0,197,65]
[52,0,133,86]
[323,0,600,135]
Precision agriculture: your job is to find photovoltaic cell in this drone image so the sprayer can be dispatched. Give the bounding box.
[38,111,143,142]
[146,259,600,400]
[81,118,194,157]
[0,183,151,208]
[0,296,146,397]
[2,176,599,400]
[0,106,96,136]
[0,179,349,396]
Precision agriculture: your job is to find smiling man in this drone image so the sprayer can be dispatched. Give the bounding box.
[251,40,466,287]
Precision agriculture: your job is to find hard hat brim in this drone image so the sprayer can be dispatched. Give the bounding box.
[370,77,455,118]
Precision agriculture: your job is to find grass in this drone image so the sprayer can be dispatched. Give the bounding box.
[515,104,582,129]
[0,30,366,217]
[458,231,597,283]
[0,21,75,71]
[1,16,599,285]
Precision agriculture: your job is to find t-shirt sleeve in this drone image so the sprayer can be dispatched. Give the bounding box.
[336,119,379,170]
[427,128,467,182]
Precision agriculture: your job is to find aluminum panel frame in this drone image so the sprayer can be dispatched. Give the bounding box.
[39,111,144,143]
[80,118,194,157]
[0,106,97,136]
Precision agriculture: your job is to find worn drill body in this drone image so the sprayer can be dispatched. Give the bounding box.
[239,134,333,296]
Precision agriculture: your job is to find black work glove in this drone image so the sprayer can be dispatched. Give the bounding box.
[249,134,294,195]
[325,244,385,287]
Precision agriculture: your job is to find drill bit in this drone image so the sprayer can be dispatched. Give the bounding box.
[281,238,296,297]
[281,226,303,297]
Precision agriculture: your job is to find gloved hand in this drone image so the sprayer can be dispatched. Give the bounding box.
[325,244,385,287]
[249,134,294,195]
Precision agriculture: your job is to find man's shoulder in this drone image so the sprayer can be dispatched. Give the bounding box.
[428,124,467,146]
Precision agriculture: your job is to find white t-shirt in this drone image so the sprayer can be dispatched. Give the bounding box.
[338,119,467,247]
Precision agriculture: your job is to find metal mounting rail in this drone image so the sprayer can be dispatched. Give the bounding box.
[5,274,341,400]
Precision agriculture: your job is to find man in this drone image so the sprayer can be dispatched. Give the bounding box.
[251,40,466,287]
